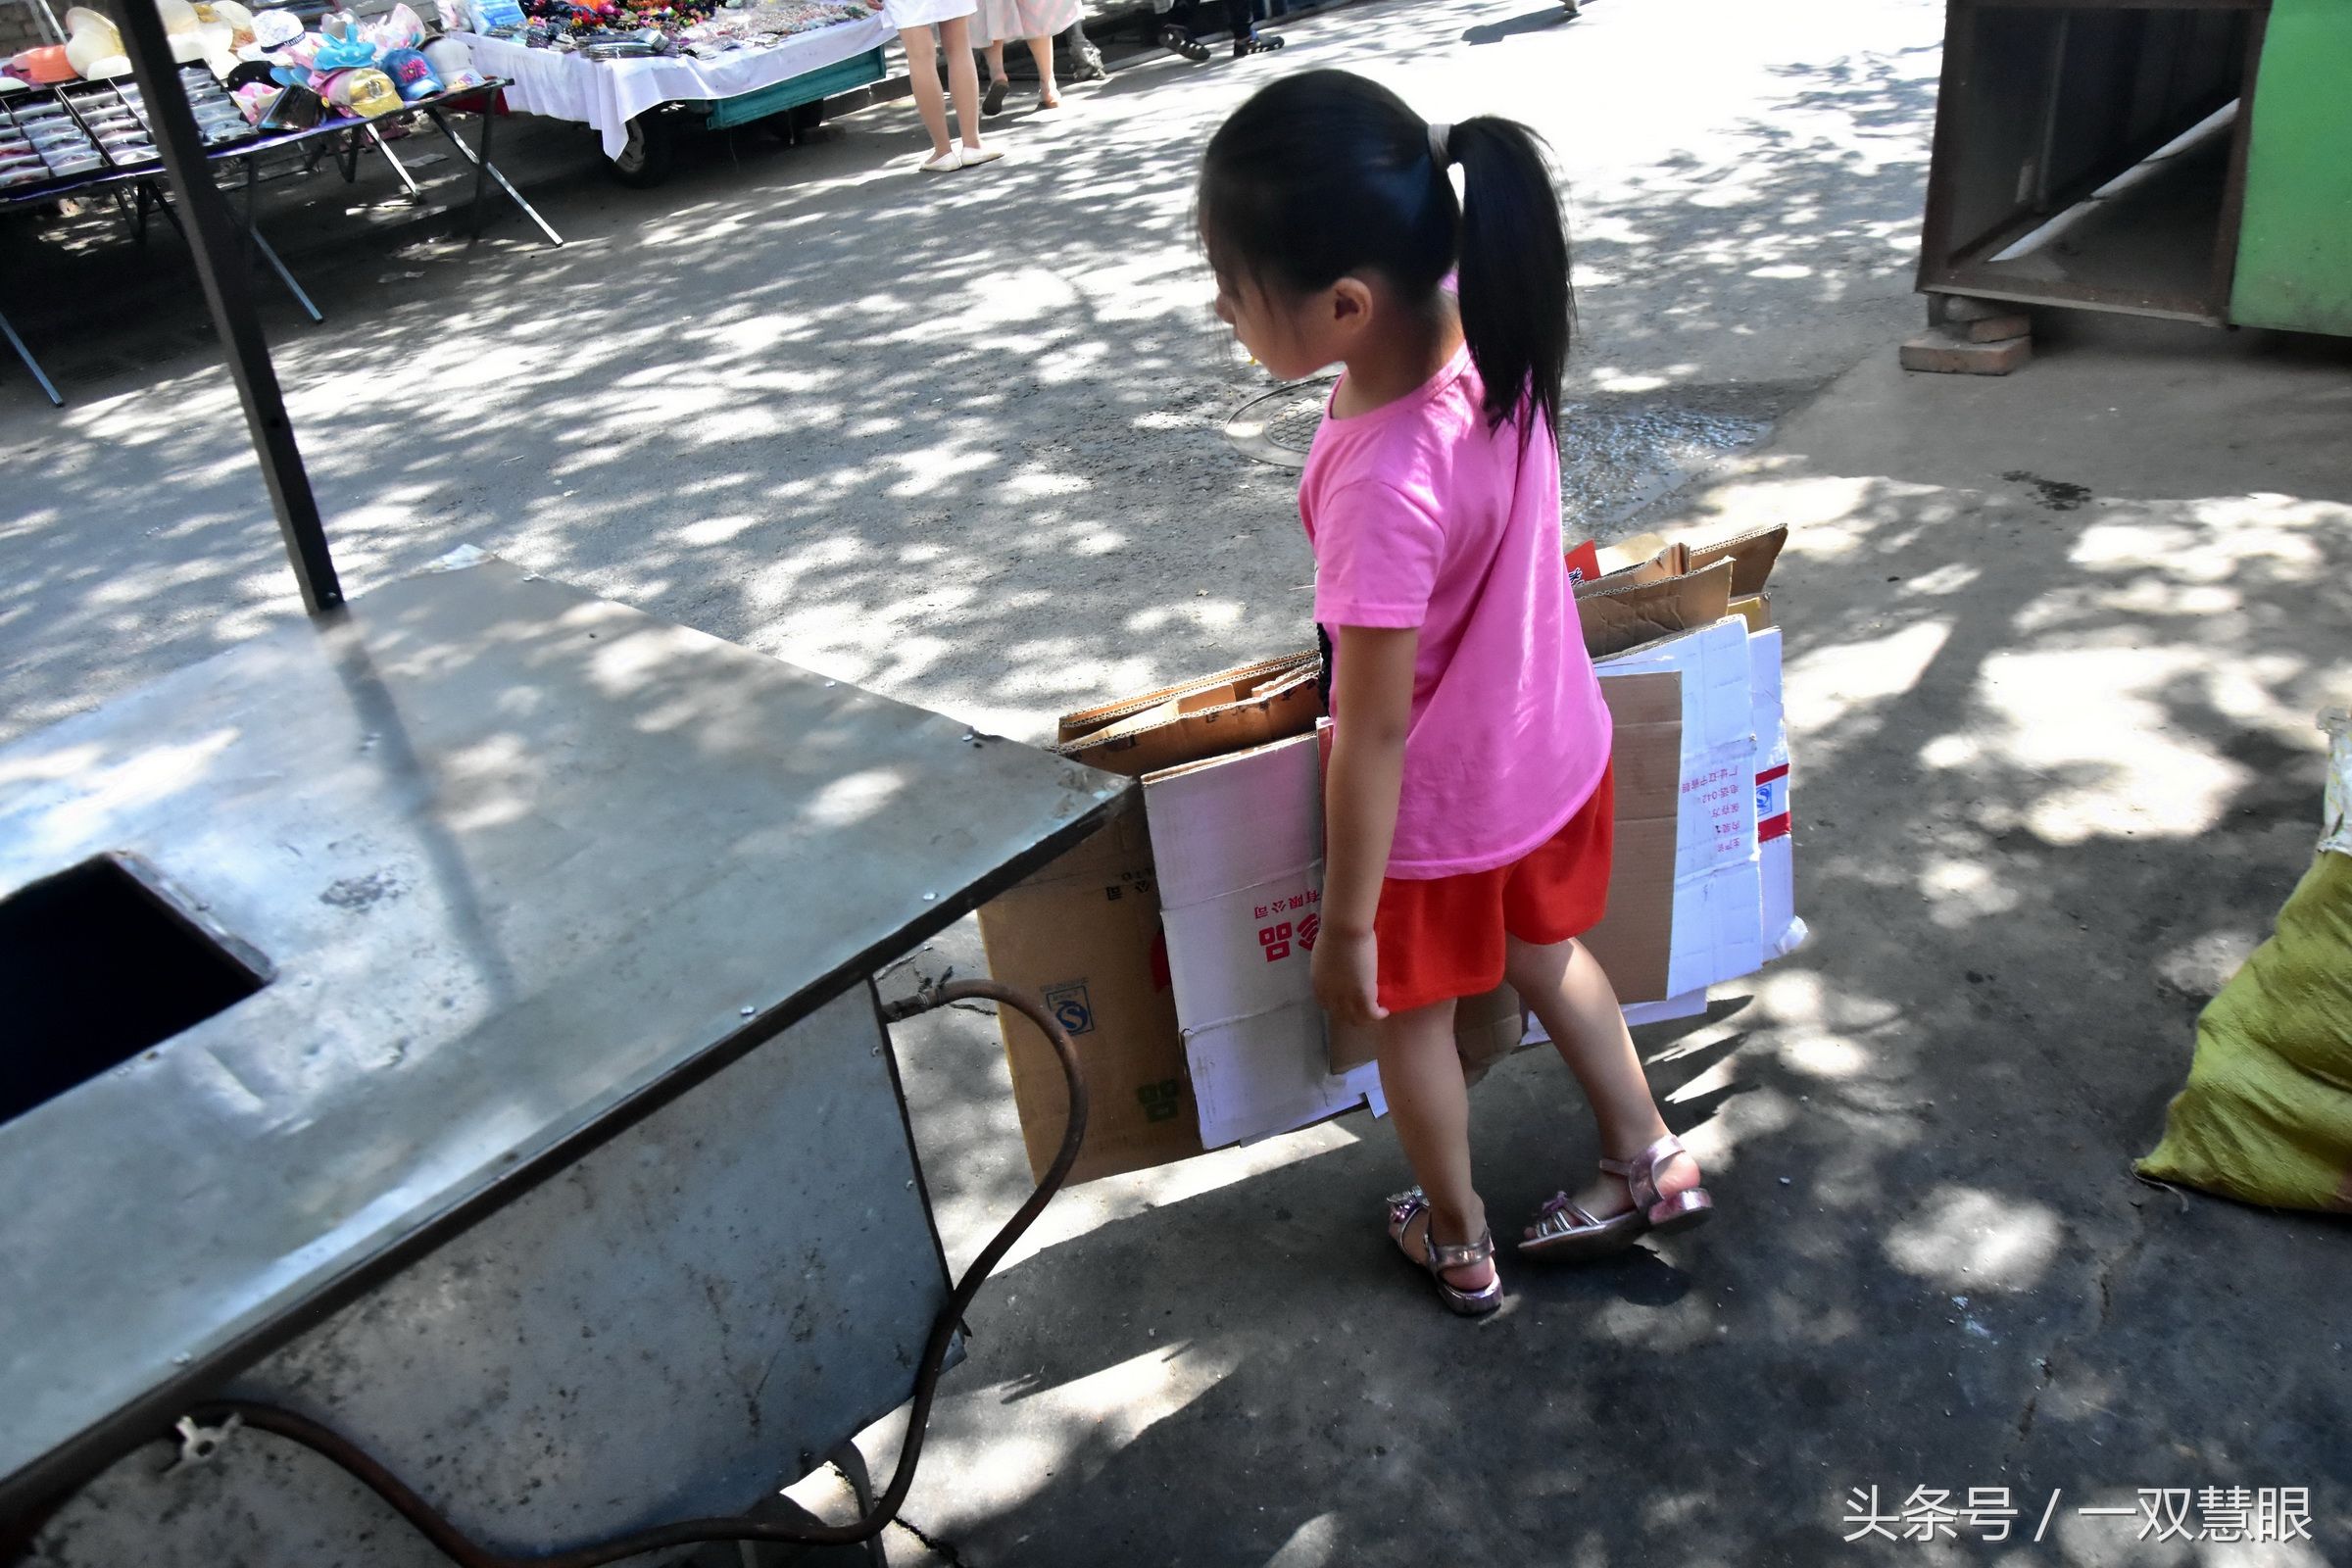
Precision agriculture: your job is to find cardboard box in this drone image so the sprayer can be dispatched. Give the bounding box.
[975,797,1205,1185]
[1595,617,1765,999]
[1749,625,1804,960]
[1448,983,1528,1085]
[1056,652,1316,745]
[1576,669,1685,1004]
[1577,559,1737,661]
[1143,732,1380,1148]
[1576,541,1691,599]
[1688,523,1788,598]
[1057,658,1322,778]
[1327,981,1527,1078]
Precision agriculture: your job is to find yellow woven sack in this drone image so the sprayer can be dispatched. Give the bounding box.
[2137,710,2352,1212]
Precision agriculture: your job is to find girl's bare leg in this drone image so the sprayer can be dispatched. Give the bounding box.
[1025,32,1058,106]
[898,24,952,157]
[984,38,1007,85]
[938,15,986,150]
[1375,999,1493,1290]
[1506,935,1700,1226]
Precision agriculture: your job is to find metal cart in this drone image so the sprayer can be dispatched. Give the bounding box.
[1917,0,2352,337]
[3,10,1115,1562]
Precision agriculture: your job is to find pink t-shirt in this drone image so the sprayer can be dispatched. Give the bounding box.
[1301,344,1611,879]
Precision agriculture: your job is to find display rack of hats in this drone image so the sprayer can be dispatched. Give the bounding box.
[3,3,490,135]
[0,69,261,197]
[1,0,557,409]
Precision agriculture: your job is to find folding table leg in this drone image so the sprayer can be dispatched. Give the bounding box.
[0,307,64,408]
[109,182,143,244]
[423,103,564,248]
[247,227,323,323]
[367,121,425,203]
[154,186,323,323]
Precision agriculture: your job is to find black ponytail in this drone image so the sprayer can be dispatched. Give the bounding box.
[1448,117,1571,434]
[1199,69,1572,432]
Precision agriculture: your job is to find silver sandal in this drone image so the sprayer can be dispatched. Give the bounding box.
[1385,1187,1503,1317]
[1519,1133,1713,1259]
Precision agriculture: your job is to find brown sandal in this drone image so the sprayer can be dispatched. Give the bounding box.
[1519,1134,1713,1260]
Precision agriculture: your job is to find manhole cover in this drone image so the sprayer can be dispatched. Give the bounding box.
[1223,379,1785,530]
[1223,377,1338,468]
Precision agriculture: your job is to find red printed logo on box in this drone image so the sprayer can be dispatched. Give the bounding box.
[1258,922,1294,962]
[1298,913,1320,952]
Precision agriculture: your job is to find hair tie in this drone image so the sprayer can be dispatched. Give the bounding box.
[1427,121,1452,169]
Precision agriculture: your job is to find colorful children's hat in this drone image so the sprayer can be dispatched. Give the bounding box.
[363,3,427,50]
[327,65,399,116]
[378,46,440,100]
[249,7,304,46]
[421,34,486,87]
[314,32,376,68]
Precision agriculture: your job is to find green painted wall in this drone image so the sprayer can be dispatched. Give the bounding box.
[2230,0,2352,334]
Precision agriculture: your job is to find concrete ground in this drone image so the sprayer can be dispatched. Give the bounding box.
[6,0,2351,1562]
[854,329,2352,1568]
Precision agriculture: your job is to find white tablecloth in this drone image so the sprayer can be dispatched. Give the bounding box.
[457,19,891,160]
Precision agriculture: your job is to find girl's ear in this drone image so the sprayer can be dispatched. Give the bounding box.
[1329,275,1374,334]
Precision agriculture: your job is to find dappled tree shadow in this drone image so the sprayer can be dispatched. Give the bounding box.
[11,0,2350,1562]
[0,0,1939,752]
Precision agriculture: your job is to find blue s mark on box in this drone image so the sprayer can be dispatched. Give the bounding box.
[1045,981,1095,1037]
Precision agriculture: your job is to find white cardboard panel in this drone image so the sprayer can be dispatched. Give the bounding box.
[1598,616,1765,995]
[1142,733,1321,911]
[1158,867,1326,1033]
[1185,1003,1377,1150]
[1749,625,1805,959]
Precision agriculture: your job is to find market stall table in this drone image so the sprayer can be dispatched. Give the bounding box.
[0,79,558,409]
[458,8,890,184]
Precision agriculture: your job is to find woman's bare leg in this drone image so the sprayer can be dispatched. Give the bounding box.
[897,24,952,157]
[1025,32,1058,106]
[938,15,985,151]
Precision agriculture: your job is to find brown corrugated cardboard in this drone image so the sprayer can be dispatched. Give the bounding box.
[1055,652,1317,746]
[1328,981,1526,1078]
[1057,660,1323,778]
[1576,541,1691,599]
[1577,670,1684,1004]
[1590,523,1787,601]
[1452,983,1528,1086]
[1688,523,1788,597]
[1732,592,1774,632]
[976,797,1205,1185]
[1577,558,1737,660]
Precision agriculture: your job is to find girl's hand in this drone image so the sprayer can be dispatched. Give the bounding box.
[1312,927,1389,1027]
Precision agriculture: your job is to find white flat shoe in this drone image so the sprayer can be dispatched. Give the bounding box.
[957,144,1003,167]
[919,147,962,173]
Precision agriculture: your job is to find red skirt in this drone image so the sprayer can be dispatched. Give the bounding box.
[1373,763,1614,1014]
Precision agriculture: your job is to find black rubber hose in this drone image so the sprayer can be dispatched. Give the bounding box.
[9,978,1085,1568]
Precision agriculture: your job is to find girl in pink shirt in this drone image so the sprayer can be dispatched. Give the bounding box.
[1200,70,1712,1315]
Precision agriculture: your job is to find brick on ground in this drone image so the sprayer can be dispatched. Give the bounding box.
[1899,327,2032,375]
